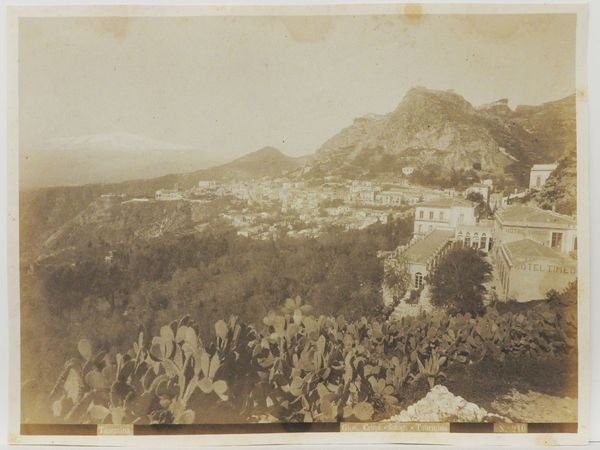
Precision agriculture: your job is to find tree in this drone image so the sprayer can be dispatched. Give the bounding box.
[545,281,577,344]
[466,191,484,204]
[430,246,492,314]
[466,191,491,219]
[383,255,411,301]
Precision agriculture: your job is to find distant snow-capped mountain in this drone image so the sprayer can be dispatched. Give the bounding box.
[21,132,221,188]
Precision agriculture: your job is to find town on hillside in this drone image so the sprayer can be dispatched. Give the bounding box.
[103,161,576,316]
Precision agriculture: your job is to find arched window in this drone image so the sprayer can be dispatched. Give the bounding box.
[480,233,487,250]
[472,233,479,248]
[415,272,423,289]
[457,231,464,244]
[464,232,471,248]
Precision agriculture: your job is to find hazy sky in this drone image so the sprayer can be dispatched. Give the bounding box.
[19,13,576,160]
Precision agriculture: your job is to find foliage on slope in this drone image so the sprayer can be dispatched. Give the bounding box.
[21,218,412,404]
[535,149,577,216]
[31,283,577,425]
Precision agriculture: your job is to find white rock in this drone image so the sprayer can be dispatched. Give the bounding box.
[386,385,506,423]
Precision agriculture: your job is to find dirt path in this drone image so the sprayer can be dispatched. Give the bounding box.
[491,389,577,423]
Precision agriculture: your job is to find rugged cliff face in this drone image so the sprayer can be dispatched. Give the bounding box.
[311,87,575,183]
[383,88,517,171]
[510,94,576,162]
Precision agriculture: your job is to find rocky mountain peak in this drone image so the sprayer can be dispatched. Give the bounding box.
[393,87,476,117]
[311,86,575,183]
[235,146,289,162]
[477,98,513,116]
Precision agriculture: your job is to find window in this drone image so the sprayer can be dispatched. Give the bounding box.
[419,210,424,219]
[429,211,434,220]
[459,214,464,225]
[457,231,464,243]
[415,272,423,289]
[551,232,563,250]
[417,224,422,233]
[439,211,445,221]
[480,233,487,250]
[536,176,542,187]
[472,233,479,248]
[573,237,577,251]
[465,232,471,247]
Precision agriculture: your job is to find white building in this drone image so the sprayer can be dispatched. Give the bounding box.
[384,198,578,314]
[198,180,217,189]
[495,239,576,302]
[413,197,476,237]
[402,229,455,290]
[529,163,558,190]
[455,219,494,253]
[377,190,405,207]
[493,205,577,254]
[382,228,454,314]
[348,181,380,205]
[155,189,183,201]
[230,183,250,200]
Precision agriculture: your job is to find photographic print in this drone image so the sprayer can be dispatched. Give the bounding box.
[6,3,590,446]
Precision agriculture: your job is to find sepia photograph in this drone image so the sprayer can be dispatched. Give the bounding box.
[5,2,590,446]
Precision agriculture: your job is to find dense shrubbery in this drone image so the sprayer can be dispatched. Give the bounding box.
[39,218,411,324]
[22,218,412,405]
[38,284,576,425]
[535,150,577,216]
[409,164,479,190]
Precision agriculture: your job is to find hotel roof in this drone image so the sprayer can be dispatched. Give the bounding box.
[531,163,558,171]
[496,205,575,228]
[403,229,454,264]
[503,239,575,265]
[416,197,474,209]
